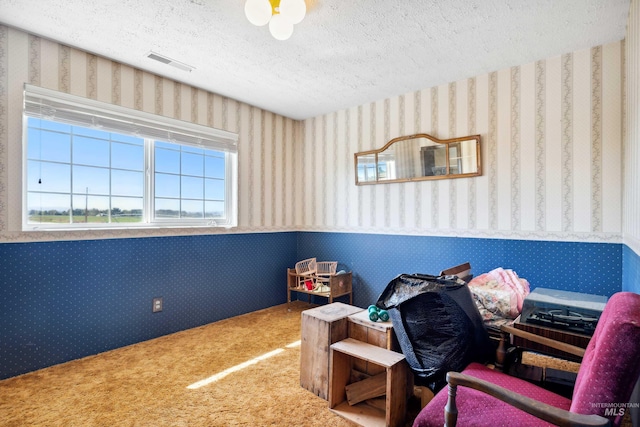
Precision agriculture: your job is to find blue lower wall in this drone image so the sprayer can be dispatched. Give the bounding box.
[0,232,297,380]
[623,244,640,293]
[297,232,622,308]
[0,231,626,380]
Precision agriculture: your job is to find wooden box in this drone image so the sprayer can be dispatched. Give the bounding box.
[348,310,398,376]
[348,310,398,350]
[348,310,413,400]
[300,302,363,399]
[329,338,409,427]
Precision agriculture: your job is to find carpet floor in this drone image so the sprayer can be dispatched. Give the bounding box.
[0,301,420,426]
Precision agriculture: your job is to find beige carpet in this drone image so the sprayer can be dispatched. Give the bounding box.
[0,301,420,426]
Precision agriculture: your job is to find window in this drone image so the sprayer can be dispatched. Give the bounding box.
[23,84,238,230]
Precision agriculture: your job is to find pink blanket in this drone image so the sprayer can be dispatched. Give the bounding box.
[468,268,530,325]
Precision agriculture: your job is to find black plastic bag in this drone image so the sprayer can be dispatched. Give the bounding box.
[376,273,492,391]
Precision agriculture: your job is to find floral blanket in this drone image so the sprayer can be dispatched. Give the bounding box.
[468,268,530,327]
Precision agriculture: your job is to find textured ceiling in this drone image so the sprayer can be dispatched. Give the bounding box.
[0,0,631,120]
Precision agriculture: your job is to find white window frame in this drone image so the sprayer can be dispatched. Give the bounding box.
[22,84,238,231]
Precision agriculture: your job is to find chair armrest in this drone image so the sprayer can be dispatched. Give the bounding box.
[500,324,586,358]
[444,371,610,427]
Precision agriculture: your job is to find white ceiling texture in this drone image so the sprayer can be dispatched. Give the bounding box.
[0,0,631,120]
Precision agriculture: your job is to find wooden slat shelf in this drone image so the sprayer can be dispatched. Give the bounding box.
[331,338,405,368]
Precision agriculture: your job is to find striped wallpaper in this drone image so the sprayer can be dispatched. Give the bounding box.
[625,0,640,256]
[299,41,624,243]
[0,26,298,242]
[0,25,627,245]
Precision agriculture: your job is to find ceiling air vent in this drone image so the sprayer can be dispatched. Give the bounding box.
[146,51,194,72]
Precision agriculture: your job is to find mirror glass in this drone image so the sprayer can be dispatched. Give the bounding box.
[354,134,481,185]
[356,153,377,183]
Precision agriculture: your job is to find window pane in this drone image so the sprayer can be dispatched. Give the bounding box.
[155,141,176,150]
[181,199,203,218]
[205,201,224,219]
[73,165,109,195]
[72,126,110,140]
[111,197,143,223]
[205,178,224,200]
[155,198,180,218]
[111,133,143,145]
[182,176,203,199]
[155,147,180,174]
[27,160,70,193]
[182,152,203,176]
[112,170,144,197]
[155,173,180,198]
[73,135,110,167]
[27,193,70,222]
[112,142,144,170]
[39,119,71,133]
[27,129,71,163]
[71,195,109,223]
[205,155,225,179]
[27,117,42,128]
[182,145,203,154]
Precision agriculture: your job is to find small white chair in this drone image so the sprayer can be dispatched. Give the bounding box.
[295,257,317,289]
[315,261,337,291]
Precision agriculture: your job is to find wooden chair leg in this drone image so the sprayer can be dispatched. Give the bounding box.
[495,330,508,372]
[444,383,458,427]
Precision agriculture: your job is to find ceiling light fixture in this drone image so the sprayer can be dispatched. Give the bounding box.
[244,0,306,41]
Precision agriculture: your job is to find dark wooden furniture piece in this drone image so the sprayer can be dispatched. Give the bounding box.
[439,262,472,281]
[495,316,588,372]
[509,315,590,362]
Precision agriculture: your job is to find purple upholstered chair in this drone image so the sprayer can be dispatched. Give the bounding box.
[413,291,640,427]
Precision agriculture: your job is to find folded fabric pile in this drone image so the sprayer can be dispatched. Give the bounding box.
[467,267,530,328]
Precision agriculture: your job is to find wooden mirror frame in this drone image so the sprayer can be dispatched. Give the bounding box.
[354,133,482,185]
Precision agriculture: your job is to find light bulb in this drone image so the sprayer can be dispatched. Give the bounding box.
[245,0,272,26]
[279,0,306,25]
[269,14,294,40]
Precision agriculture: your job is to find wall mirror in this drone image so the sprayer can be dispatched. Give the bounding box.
[354,133,481,185]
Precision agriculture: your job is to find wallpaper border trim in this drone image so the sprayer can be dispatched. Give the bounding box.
[296,226,621,243]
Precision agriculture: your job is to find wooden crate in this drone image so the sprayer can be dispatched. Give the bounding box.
[348,310,398,350]
[329,338,409,427]
[348,310,398,376]
[300,302,363,400]
[348,310,413,400]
